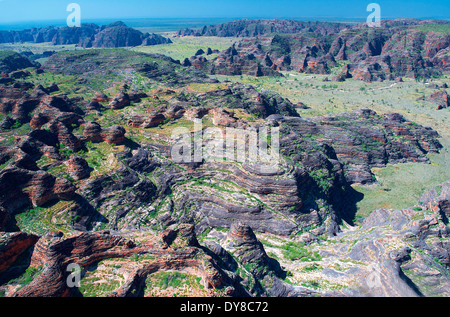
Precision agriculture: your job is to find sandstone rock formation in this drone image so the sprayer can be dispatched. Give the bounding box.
[177,19,348,37]
[64,156,91,180]
[0,40,448,298]
[0,232,39,274]
[181,19,450,81]
[44,49,218,89]
[0,22,172,48]
[0,51,36,74]
[0,167,77,211]
[426,90,449,110]
[108,92,131,109]
[83,122,126,145]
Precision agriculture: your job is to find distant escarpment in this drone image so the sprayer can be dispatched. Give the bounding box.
[177,19,349,37]
[181,19,450,81]
[0,21,172,48]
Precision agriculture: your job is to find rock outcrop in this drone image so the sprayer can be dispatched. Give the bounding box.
[0,51,36,74]
[420,180,450,219]
[0,22,172,48]
[177,19,348,37]
[64,156,91,180]
[334,187,450,297]
[0,232,39,274]
[83,122,126,145]
[0,32,448,298]
[181,19,450,81]
[0,167,77,211]
[44,49,217,90]
[225,222,273,278]
[190,43,283,77]
[3,228,231,297]
[426,90,449,110]
[108,92,131,110]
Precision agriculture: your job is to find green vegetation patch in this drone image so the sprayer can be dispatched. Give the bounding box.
[413,24,450,34]
[281,241,322,262]
[144,270,207,297]
[131,34,238,62]
[8,265,43,288]
[15,202,75,236]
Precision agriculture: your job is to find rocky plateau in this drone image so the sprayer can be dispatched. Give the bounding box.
[0,18,449,298]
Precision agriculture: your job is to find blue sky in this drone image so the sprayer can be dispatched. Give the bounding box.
[0,0,448,24]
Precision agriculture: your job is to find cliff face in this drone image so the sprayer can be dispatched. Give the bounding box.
[0,22,172,48]
[89,22,172,48]
[181,19,450,81]
[177,19,348,37]
[0,232,39,274]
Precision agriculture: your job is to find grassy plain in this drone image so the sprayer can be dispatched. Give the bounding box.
[130,33,239,61]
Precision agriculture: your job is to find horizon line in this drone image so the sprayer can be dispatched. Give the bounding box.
[0,15,449,26]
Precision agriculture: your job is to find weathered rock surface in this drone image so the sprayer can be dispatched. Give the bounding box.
[0,31,448,297]
[64,156,91,180]
[0,51,36,74]
[177,19,348,37]
[82,121,126,145]
[332,188,450,297]
[3,228,232,297]
[190,43,283,77]
[425,90,450,110]
[181,19,450,81]
[420,180,450,219]
[0,167,77,211]
[0,232,39,274]
[44,49,217,89]
[279,109,442,185]
[0,21,172,48]
[108,92,130,109]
